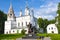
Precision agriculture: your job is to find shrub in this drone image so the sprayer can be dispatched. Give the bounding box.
[21,29,26,35]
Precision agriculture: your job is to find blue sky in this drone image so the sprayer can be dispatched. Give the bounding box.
[0,0,60,20]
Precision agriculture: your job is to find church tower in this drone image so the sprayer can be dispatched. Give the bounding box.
[20,10,22,16]
[25,1,30,15]
[25,6,30,15]
[31,9,34,17]
[7,4,16,21]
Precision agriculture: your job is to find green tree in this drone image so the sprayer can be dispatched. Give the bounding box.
[48,19,56,24]
[43,19,49,33]
[0,10,7,34]
[37,18,43,28]
[56,3,60,33]
[37,18,49,33]
[21,29,26,35]
[37,17,56,33]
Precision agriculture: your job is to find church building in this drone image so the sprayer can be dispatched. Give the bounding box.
[4,4,39,34]
[46,14,58,34]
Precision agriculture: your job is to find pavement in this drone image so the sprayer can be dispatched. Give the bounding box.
[43,37,51,40]
[16,38,37,40]
[16,37,51,40]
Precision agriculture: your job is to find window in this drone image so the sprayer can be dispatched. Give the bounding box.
[51,27,53,30]
[10,14,12,16]
[49,28,50,30]
[6,32,8,34]
[26,22,27,26]
[22,22,23,26]
[13,30,14,32]
[54,28,56,31]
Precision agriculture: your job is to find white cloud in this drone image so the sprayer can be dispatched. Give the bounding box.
[34,2,58,20]
[42,15,55,20]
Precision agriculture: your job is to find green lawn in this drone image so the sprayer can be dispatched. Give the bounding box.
[37,33,60,40]
[0,33,25,40]
[0,33,60,40]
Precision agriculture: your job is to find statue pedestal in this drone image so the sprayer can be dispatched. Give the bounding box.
[22,33,40,39]
[28,34,32,37]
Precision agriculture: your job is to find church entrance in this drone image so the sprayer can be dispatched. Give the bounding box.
[52,31,54,33]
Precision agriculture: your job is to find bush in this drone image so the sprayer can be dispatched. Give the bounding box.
[0,34,24,39]
[21,29,26,35]
[37,33,60,40]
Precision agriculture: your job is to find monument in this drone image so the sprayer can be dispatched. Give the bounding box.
[22,23,40,39]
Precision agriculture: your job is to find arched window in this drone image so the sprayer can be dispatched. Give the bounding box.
[22,22,23,26]
[6,32,8,34]
[10,14,12,16]
[26,22,27,26]
[13,30,14,32]
[49,28,50,30]
[51,27,53,30]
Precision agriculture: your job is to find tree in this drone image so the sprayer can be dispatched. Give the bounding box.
[21,29,26,35]
[0,10,7,34]
[37,17,56,33]
[43,19,49,33]
[37,18,49,33]
[37,18,43,28]
[56,3,60,33]
[48,19,56,24]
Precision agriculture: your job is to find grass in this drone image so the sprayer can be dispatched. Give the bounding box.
[0,33,25,40]
[0,33,60,40]
[37,33,60,40]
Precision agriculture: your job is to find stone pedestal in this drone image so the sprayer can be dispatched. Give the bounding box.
[22,33,40,39]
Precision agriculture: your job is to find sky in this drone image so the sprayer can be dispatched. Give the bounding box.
[0,0,60,20]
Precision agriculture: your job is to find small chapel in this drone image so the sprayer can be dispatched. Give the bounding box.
[4,3,39,34]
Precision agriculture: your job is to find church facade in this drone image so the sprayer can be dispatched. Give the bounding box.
[4,4,39,34]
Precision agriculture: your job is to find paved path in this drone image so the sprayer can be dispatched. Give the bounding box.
[43,37,51,40]
[16,38,37,40]
[16,37,51,40]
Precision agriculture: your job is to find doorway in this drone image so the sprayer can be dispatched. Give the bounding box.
[52,31,54,33]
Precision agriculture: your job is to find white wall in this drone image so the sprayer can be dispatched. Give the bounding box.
[47,24,58,34]
[5,21,11,30]
[16,15,31,28]
[4,15,38,34]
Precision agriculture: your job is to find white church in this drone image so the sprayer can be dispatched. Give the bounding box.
[4,4,39,34]
[4,2,58,34]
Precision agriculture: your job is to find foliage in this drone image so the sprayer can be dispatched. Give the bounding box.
[37,18,55,33]
[56,3,60,33]
[17,30,19,33]
[57,25,60,33]
[57,3,60,15]
[21,29,26,35]
[48,19,56,24]
[0,10,7,34]
[37,18,43,28]
[37,33,60,40]
[0,34,25,39]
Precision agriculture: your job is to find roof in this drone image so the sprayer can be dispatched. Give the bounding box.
[47,24,56,28]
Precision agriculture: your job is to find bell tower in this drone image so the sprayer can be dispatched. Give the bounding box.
[20,10,22,16]
[7,3,16,21]
[25,0,30,15]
